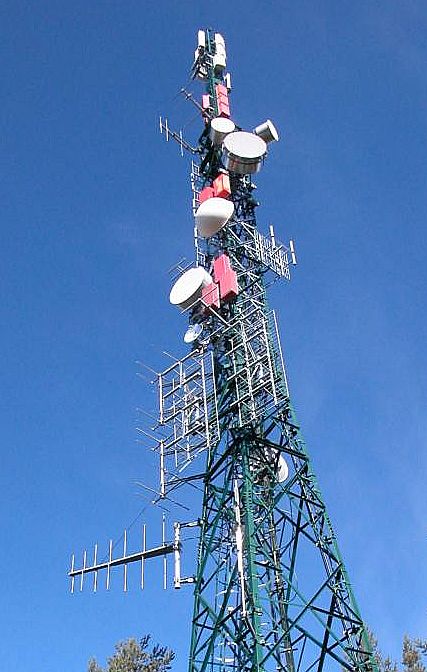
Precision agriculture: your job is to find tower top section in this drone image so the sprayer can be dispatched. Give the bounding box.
[192,30,228,83]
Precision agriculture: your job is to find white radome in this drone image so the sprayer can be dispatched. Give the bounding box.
[277,455,289,483]
[195,197,234,238]
[209,117,235,146]
[222,131,267,174]
[253,119,279,144]
[169,267,213,310]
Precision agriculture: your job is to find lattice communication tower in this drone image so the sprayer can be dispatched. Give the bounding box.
[69,28,378,672]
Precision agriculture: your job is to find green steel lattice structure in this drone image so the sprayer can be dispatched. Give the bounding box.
[69,27,378,672]
[185,28,377,672]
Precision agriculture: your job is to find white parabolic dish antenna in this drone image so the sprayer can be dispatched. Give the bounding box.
[169,266,213,310]
[277,455,289,483]
[222,131,267,174]
[209,117,236,145]
[195,197,234,238]
[253,119,279,144]
[184,323,204,344]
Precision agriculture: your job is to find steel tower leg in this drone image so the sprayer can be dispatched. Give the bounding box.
[189,407,376,672]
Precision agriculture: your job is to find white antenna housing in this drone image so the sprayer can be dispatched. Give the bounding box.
[253,119,279,144]
[169,267,213,310]
[197,30,205,49]
[222,131,267,174]
[209,117,235,146]
[195,197,234,238]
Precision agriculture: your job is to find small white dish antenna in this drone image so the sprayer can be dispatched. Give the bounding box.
[184,323,204,344]
[277,455,289,483]
[253,119,279,144]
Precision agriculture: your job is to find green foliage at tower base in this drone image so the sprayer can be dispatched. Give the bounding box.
[369,630,427,672]
[87,635,174,672]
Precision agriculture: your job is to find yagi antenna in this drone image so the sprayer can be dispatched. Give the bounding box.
[69,519,198,593]
[159,116,198,156]
[69,520,172,594]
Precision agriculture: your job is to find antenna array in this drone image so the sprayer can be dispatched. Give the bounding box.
[69,27,377,672]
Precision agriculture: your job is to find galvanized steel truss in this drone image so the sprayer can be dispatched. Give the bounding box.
[185,28,376,672]
[68,27,378,672]
[188,409,374,672]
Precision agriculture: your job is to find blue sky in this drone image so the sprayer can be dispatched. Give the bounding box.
[1,1,426,669]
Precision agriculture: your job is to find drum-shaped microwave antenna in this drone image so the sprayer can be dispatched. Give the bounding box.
[222,131,267,174]
[169,267,213,311]
[253,119,279,144]
[184,322,204,344]
[209,117,235,146]
[195,197,234,238]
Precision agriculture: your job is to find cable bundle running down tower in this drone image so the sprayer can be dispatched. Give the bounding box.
[69,29,378,672]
